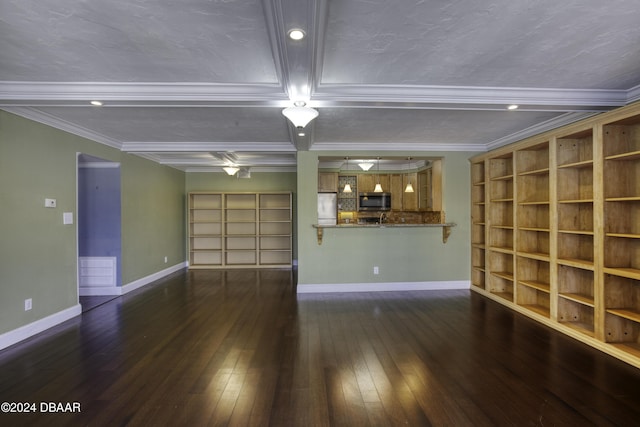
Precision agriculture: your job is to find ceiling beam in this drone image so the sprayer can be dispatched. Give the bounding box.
[1,80,630,113]
[121,141,296,152]
[312,84,628,111]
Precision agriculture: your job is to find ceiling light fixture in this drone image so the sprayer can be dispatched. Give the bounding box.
[507,104,519,110]
[282,101,318,128]
[288,29,305,40]
[373,157,383,193]
[404,157,414,193]
[358,161,374,171]
[343,157,352,193]
[90,100,103,106]
[223,166,240,176]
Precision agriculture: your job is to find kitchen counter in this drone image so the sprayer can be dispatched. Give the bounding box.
[312,222,456,244]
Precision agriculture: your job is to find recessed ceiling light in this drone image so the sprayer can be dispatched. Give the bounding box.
[507,104,519,110]
[90,100,103,106]
[288,29,305,40]
[298,131,305,136]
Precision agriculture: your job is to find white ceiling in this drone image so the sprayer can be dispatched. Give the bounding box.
[2,0,640,172]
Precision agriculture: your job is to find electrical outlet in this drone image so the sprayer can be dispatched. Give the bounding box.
[25,298,32,311]
[45,198,56,208]
[373,266,379,275]
[164,256,168,263]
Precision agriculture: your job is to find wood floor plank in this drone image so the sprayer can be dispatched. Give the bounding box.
[2,269,640,426]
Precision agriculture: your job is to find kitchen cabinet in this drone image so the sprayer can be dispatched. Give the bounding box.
[403,172,418,211]
[390,174,404,210]
[418,161,442,211]
[318,172,338,192]
[357,174,389,193]
[389,173,418,211]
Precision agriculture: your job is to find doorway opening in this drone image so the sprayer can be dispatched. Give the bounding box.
[76,154,122,312]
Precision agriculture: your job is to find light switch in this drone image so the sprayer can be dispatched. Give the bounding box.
[45,198,56,208]
[63,212,73,225]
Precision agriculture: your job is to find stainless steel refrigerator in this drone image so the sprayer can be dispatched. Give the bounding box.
[317,193,337,225]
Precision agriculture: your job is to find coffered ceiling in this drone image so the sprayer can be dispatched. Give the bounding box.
[2,0,640,172]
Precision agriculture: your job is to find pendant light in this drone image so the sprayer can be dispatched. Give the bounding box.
[223,166,240,176]
[343,157,352,193]
[404,157,414,193]
[282,101,318,128]
[373,157,383,192]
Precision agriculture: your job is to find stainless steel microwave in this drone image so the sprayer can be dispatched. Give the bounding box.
[358,192,391,211]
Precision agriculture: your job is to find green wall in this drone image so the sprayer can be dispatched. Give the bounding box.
[0,108,472,340]
[297,151,472,286]
[186,172,296,193]
[120,155,186,284]
[0,111,186,335]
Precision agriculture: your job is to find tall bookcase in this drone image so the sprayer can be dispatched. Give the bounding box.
[515,141,551,318]
[487,153,515,302]
[602,116,640,358]
[189,192,292,269]
[470,101,640,369]
[470,161,486,289]
[555,128,597,337]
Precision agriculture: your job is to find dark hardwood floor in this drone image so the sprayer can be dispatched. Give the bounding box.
[1,269,640,426]
[79,295,119,312]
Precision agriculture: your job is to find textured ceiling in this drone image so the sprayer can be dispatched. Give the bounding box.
[2,0,640,172]
[321,0,640,88]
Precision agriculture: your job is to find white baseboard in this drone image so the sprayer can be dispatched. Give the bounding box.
[0,304,82,351]
[79,262,187,296]
[120,262,187,295]
[296,280,470,294]
[0,263,188,351]
[79,286,122,296]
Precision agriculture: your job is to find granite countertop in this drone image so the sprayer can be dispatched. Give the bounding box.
[312,222,456,243]
[313,222,456,228]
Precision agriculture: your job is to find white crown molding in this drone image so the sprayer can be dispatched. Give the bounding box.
[485,111,600,151]
[626,83,640,104]
[183,166,297,173]
[261,0,287,91]
[310,141,484,152]
[122,141,296,152]
[312,84,627,110]
[0,81,289,105]
[147,155,297,167]
[1,107,123,149]
[318,159,429,171]
[266,0,326,101]
[1,81,634,112]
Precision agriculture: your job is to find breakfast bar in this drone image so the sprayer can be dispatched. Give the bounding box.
[312,222,456,245]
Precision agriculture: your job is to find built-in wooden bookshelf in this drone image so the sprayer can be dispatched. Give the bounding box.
[469,101,640,369]
[189,192,292,269]
[189,193,223,266]
[602,115,640,357]
[486,153,515,302]
[471,161,486,290]
[515,141,551,318]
